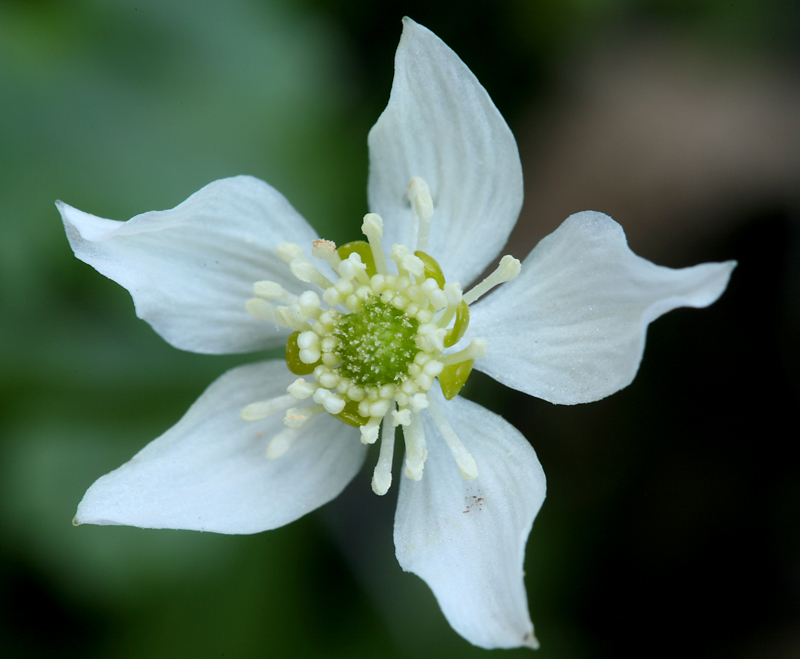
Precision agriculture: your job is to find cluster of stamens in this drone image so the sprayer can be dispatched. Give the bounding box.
[241,177,521,494]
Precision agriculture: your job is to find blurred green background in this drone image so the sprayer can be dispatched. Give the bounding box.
[2,0,799,657]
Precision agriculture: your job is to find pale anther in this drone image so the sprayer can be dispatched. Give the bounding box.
[408,177,433,252]
[288,378,317,399]
[290,259,334,290]
[402,254,425,279]
[428,396,478,480]
[318,371,338,388]
[297,331,318,350]
[339,253,369,285]
[245,298,275,322]
[463,255,521,305]
[423,360,444,376]
[409,393,429,412]
[274,305,307,331]
[334,278,354,296]
[313,389,345,414]
[371,414,396,496]
[283,405,323,428]
[416,308,434,324]
[392,408,411,427]
[299,348,321,364]
[240,393,296,421]
[297,291,322,316]
[361,213,389,275]
[439,338,487,365]
[403,414,428,481]
[311,239,340,269]
[322,287,341,307]
[277,242,304,263]
[360,417,381,444]
[254,281,297,303]
[266,427,301,459]
[390,244,413,275]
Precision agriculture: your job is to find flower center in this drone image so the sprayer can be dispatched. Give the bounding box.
[334,299,419,387]
[239,176,521,495]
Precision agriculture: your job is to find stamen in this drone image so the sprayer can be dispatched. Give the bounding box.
[416,323,446,353]
[297,330,321,364]
[245,298,275,321]
[409,393,429,412]
[240,393,296,421]
[283,405,324,428]
[371,414,396,495]
[339,253,371,286]
[297,291,322,318]
[288,378,317,399]
[290,258,335,290]
[311,239,341,270]
[392,408,412,426]
[277,242,304,263]
[439,338,487,366]
[361,213,389,275]
[254,281,297,304]
[408,177,433,252]
[462,255,521,305]
[338,241,377,278]
[389,244,414,277]
[274,305,312,331]
[266,427,301,459]
[402,413,428,481]
[435,283,463,328]
[312,387,345,414]
[360,416,382,444]
[427,396,478,480]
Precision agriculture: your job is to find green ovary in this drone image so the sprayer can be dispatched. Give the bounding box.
[334,300,420,386]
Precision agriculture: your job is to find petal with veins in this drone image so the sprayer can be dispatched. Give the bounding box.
[394,387,545,650]
[75,360,365,534]
[470,211,736,404]
[368,18,523,287]
[58,176,319,355]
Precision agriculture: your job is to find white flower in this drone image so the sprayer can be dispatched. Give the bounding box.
[57,18,735,651]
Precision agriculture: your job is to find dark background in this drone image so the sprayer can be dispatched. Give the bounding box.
[1,0,798,657]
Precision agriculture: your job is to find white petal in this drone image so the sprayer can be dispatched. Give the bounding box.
[470,211,737,404]
[367,18,523,286]
[394,388,545,649]
[58,176,319,354]
[75,360,365,534]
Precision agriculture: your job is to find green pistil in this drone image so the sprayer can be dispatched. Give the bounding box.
[334,299,420,386]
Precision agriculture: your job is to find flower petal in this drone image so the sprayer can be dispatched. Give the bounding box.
[75,360,365,534]
[470,211,737,404]
[394,388,545,649]
[367,18,523,286]
[58,176,319,354]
